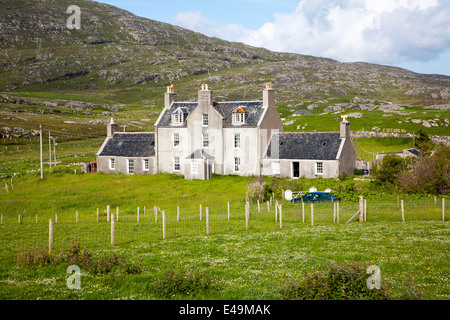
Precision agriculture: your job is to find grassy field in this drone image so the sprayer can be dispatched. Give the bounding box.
[0,172,448,300]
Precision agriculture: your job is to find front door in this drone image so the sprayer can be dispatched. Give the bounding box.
[292,162,300,178]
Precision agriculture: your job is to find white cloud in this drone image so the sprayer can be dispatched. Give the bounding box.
[172,0,450,65]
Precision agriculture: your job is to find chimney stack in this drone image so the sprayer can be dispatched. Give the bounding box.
[107,118,119,138]
[263,82,275,109]
[198,83,213,107]
[340,115,350,139]
[164,84,177,109]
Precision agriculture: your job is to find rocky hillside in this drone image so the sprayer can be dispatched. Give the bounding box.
[1,0,449,104]
[0,0,449,143]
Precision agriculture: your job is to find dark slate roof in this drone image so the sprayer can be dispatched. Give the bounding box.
[99,133,155,157]
[185,149,215,160]
[156,101,264,128]
[156,102,197,128]
[215,101,264,127]
[405,148,420,156]
[265,132,342,160]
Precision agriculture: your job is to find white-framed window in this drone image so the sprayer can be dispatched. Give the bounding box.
[109,158,115,170]
[234,133,240,148]
[202,114,209,126]
[171,113,183,125]
[233,112,245,125]
[273,161,280,174]
[315,162,323,175]
[202,133,209,148]
[234,157,240,172]
[127,159,134,174]
[143,159,149,171]
[191,161,198,174]
[173,132,180,147]
[173,157,180,171]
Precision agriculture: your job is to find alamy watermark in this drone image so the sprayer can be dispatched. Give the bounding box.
[367,265,381,290]
[66,265,81,289]
[66,5,81,30]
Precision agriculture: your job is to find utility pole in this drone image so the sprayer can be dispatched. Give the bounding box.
[49,131,52,169]
[40,125,43,179]
[53,138,56,165]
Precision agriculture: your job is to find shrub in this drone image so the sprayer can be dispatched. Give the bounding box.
[278,260,391,300]
[399,145,450,195]
[372,154,412,188]
[152,266,218,298]
[15,241,141,274]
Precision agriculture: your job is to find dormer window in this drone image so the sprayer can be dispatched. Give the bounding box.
[172,113,183,124]
[171,107,188,125]
[232,106,246,125]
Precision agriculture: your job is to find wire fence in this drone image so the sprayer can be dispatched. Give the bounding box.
[0,197,447,266]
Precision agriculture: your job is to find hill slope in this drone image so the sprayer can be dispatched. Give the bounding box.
[0,0,449,146]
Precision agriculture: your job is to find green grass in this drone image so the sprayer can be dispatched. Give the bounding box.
[0,172,449,300]
[354,137,414,160]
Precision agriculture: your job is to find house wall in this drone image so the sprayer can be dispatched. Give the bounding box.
[223,127,260,176]
[259,89,283,166]
[97,156,155,175]
[183,159,212,180]
[186,94,224,174]
[338,137,357,175]
[263,159,339,179]
[157,127,189,175]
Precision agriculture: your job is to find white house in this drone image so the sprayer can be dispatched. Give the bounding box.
[96,83,356,179]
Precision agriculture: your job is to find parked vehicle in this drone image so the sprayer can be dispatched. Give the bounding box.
[291,191,341,203]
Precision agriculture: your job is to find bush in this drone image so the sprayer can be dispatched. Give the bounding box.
[278,260,391,300]
[372,154,412,188]
[15,242,141,274]
[399,145,450,195]
[152,266,218,298]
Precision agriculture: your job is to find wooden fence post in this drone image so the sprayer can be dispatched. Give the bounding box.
[177,206,180,222]
[257,200,260,213]
[116,206,119,222]
[311,203,314,227]
[302,200,305,223]
[200,204,202,221]
[107,205,110,222]
[18,214,21,224]
[280,204,284,228]
[206,207,210,235]
[401,200,405,222]
[49,219,53,255]
[337,202,340,224]
[111,213,115,246]
[154,206,158,222]
[333,202,336,223]
[275,200,278,222]
[267,201,270,212]
[76,211,78,223]
[137,207,140,223]
[442,198,445,222]
[245,203,249,230]
[97,208,99,222]
[364,199,367,221]
[162,210,166,240]
[228,201,230,220]
[359,196,364,222]
[55,214,57,223]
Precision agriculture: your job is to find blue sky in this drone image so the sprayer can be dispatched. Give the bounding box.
[97,0,450,76]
